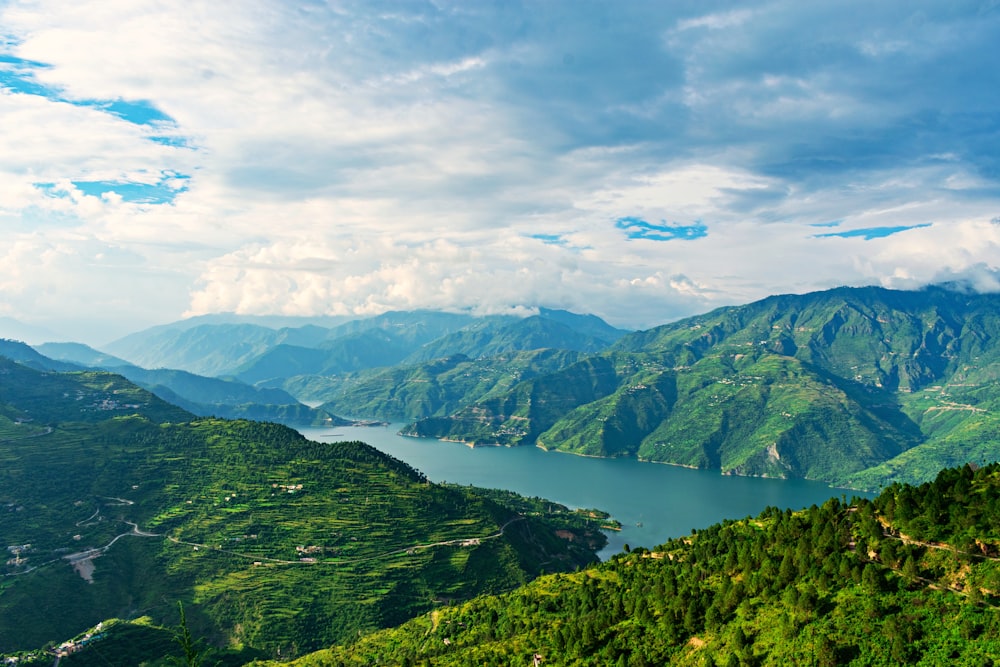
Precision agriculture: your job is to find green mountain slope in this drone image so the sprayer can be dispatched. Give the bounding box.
[271,462,1000,666]
[0,359,609,659]
[107,310,624,396]
[32,342,344,427]
[403,354,626,445]
[400,287,1000,488]
[317,349,586,421]
[35,341,132,367]
[403,310,626,364]
[106,322,302,376]
[235,333,411,385]
[0,338,85,372]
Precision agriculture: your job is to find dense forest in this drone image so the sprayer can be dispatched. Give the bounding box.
[260,462,1000,666]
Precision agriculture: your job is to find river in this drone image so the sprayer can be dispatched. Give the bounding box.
[297,424,871,560]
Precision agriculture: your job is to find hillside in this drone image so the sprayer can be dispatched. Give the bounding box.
[266,462,1000,666]
[403,309,627,364]
[32,342,344,427]
[316,349,586,421]
[104,309,626,393]
[403,286,1000,489]
[0,338,85,372]
[0,358,610,660]
[105,322,311,377]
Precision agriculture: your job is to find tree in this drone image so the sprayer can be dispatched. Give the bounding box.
[172,602,206,667]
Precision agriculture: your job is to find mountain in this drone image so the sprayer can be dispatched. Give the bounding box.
[105,322,306,376]
[323,309,480,343]
[318,349,587,421]
[32,342,343,427]
[0,354,191,425]
[402,309,627,364]
[235,309,625,388]
[229,311,479,385]
[0,358,609,660]
[0,338,86,372]
[402,286,1000,489]
[105,309,626,399]
[271,462,1000,666]
[234,333,410,385]
[35,341,132,367]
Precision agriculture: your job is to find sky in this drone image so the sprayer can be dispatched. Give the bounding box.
[1,1,999,345]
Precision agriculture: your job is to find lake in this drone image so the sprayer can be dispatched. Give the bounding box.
[297,424,871,559]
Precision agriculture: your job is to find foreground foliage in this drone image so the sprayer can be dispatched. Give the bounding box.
[269,462,1000,666]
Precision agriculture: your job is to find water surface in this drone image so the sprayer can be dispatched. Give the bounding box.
[297,424,871,559]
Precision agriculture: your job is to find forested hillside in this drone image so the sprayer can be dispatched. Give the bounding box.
[0,358,609,661]
[271,462,1000,666]
[104,309,626,385]
[317,349,586,421]
[403,286,1000,489]
[27,340,346,427]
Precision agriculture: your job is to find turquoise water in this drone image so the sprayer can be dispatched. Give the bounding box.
[297,424,871,559]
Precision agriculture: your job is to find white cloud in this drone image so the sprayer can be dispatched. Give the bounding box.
[673,9,756,33]
[0,1,998,342]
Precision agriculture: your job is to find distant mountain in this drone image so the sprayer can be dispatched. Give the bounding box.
[403,286,1000,489]
[323,309,481,343]
[234,333,412,385]
[35,341,131,367]
[105,322,302,376]
[0,339,83,372]
[403,309,627,364]
[33,341,344,427]
[106,309,627,398]
[0,362,609,659]
[118,312,352,334]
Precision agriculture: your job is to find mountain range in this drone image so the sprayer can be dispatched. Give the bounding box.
[4,284,1000,664]
[0,339,342,427]
[392,286,1000,489]
[102,308,627,383]
[31,285,1000,490]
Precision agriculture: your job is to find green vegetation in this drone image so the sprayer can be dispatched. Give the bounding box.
[31,340,346,427]
[318,349,585,421]
[0,358,608,660]
[104,309,624,384]
[399,286,1000,489]
[267,462,1000,666]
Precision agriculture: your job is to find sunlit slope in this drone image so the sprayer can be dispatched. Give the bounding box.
[269,462,1000,666]
[403,354,625,444]
[406,286,1000,487]
[25,341,343,427]
[0,359,607,658]
[317,349,585,421]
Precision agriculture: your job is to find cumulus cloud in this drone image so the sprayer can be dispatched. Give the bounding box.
[0,0,998,342]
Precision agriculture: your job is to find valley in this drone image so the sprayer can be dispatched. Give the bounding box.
[296,424,856,559]
[3,284,1000,664]
[26,286,1000,493]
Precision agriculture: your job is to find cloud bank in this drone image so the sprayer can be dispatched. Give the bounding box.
[1,1,998,342]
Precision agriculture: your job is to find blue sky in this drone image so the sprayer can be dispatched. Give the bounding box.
[1,1,999,344]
